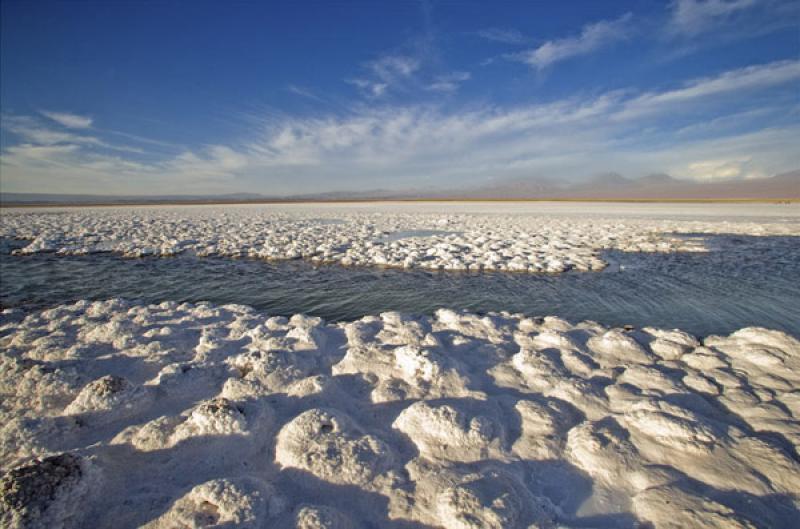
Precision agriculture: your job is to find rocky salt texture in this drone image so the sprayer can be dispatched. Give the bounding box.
[1,300,799,528]
[2,203,799,273]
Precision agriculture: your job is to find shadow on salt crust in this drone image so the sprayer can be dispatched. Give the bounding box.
[1,299,799,528]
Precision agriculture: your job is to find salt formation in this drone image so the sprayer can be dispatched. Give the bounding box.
[2,203,798,273]
[0,453,98,529]
[141,477,281,529]
[64,375,155,422]
[333,312,481,402]
[392,401,506,463]
[294,505,358,529]
[1,299,799,528]
[399,460,557,529]
[113,396,269,452]
[275,408,396,488]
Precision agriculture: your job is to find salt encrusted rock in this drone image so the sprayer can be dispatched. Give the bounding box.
[63,375,155,422]
[113,397,269,451]
[0,454,98,529]
[0,417,83,472]
[401,459,556,529]
[623,399,720,450]
[621,399,800,496]
[332,341,479,403]
[141,477,281,529]
[511,399,578,460]
[435,472,540,529]
[567,419,684,497]
[275,408,395,487]
[641,327,699,360]
[586,330,654,366]
[392,402,505,463]
[294,505,359,529]
[681,372,720,395]
[226,347,319,393]
[617,365,687,395]
[633,485,757,529]
[0,356,86,417]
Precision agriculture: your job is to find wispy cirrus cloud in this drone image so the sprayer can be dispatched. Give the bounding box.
[615,59,800,119]
[508,13,633,69]
[427,71,471,93]
[347,54,420,97]
[287,84,325,103]
[2,59,798,194]
[668,0,757,36]
[39,110,93,129]
[3,115,143,153]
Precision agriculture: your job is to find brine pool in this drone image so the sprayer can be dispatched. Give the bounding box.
[1,234,798,338]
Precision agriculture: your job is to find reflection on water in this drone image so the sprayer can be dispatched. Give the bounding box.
[1,235,798,337]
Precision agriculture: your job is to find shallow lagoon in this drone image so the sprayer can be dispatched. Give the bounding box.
[2,233,798,337]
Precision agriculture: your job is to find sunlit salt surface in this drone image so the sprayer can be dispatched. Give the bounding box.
[2,299,799,528]
[2,234,798,337]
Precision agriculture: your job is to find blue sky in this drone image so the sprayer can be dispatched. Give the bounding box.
[1,0,798,195]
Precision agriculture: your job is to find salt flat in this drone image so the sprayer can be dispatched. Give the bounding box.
[1,202,799,529]
[1,300,799,528]
[2,202,799,273]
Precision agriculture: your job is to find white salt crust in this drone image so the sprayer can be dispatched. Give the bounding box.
[1,299,799,528]
[2,203,798,273]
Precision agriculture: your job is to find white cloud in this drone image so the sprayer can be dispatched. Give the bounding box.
[40,110,93,129]
[684,157,763,180]
[346,78,389,97]
[509,13,633,69]
[3,143,81,162]
[287,84,325,103]
[616,59,800,119]
[477,28,528,45]
[427,72,471,93]
[369,55,419,79]
[668,0,757,36]
[348,54,421,97]
[2,60,798,194]
[2,115,143,153]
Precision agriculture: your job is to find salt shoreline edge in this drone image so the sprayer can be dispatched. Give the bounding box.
[2,298,799,529]
[4,205,800,273]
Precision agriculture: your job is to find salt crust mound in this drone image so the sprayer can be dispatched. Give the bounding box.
[392,401,506,463]
[112,396,270,451]
[1,299,800,528]
[294,505,359,529]
[141,477,282,529]
[275,408,397,488]
[3,204,798,273]
[398,458,557,529]
[0,453,99,529]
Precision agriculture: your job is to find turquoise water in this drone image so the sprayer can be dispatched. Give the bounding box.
[1,234,798,337]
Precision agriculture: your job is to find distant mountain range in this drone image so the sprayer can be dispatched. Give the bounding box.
[450,171,799,200]
[2,171,797,205]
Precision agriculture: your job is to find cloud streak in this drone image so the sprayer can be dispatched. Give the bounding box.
[508,13,633,69]
[40,110,93,129]
[2,60,798,194]
[477,28,528,45]
[348,54,420,97]
[426,72,471,93]
[668,0,757,36]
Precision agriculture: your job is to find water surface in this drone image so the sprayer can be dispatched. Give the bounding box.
[1,234,798,338]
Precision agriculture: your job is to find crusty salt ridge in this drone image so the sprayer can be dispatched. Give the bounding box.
[2,202,798,273]
[1,300,799,528]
